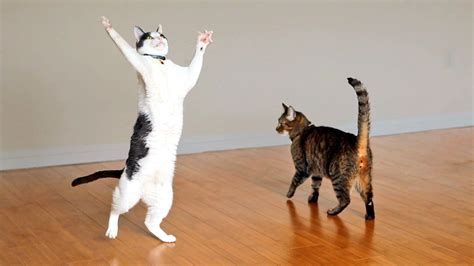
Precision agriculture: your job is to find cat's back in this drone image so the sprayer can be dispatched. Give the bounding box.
[304,126,357,152]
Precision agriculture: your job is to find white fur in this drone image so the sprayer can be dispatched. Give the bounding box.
[286,106,296,121]
[103,22,210,242]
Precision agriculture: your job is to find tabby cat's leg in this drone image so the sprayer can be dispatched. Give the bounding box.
[287,171,309,198]
[358,173,375,220]
[308,176,323,203]
[327,175,351,216]
[106,178,141,239]
[143,183,175,243]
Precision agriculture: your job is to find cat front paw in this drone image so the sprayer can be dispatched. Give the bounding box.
[101,16,112,30]
[308,193,319,203]
[286,183,297,198]
[198,30,213,45]
[286,189,295,198]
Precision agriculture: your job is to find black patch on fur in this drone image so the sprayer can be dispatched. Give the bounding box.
[365,201,375,220]
[71,169,123,186]
[136,32,151,49]
[136,32,167,49]
[308,192,319,203]
[125,113,152,179]
[347,77,361,87]
[143,54,166,60]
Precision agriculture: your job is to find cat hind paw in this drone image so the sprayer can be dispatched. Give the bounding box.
[307,193,319,203]
[105,225,118,239]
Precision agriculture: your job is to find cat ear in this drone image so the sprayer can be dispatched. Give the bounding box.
[282,103,288,112]
[286,106,296,121]
[156,24,163,34]
[134,26,145,41]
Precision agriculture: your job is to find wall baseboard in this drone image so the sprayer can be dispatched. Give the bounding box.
[1,112,472,171]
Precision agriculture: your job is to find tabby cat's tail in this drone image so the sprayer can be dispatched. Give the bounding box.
[71,169,123,187]
[347,77,371,158]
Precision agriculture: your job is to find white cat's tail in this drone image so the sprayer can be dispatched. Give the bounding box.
[71,169,123,186]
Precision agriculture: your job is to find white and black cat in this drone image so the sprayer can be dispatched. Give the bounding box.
[72,16,213,242]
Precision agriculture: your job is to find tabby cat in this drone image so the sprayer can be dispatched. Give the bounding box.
[276,78,374,220]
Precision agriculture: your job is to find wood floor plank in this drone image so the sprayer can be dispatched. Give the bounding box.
[0,127,473,264]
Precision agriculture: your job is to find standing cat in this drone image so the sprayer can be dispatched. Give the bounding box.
[276,78,375,220]
[71,16,213,242]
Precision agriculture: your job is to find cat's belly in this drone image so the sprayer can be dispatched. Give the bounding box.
[135,117,183,183]
[133,80,186,183]
[137,148,177,184]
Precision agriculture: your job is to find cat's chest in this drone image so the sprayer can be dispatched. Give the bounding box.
[148,60,171,78]
[144,59,177,77]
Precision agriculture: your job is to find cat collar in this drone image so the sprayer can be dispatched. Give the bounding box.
[143,54,166,60]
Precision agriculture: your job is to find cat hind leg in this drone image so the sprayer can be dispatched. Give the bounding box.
[356,174,375,220]
[142,184,176,242]
[327,175,351,216]
[308,176,323,203]
[106,178,141,239]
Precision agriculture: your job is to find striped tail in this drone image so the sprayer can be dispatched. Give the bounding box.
[71,169,124,187]
[347,77,371,158]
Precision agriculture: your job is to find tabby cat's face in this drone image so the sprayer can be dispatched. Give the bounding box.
[134,25,168,56]
[276,103,298,135]
[276,103,311,137]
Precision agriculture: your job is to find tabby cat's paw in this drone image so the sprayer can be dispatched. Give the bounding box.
[327,207,342,216]
[286,190,295,198]
[365,214,375,220]
[307,193,319,203]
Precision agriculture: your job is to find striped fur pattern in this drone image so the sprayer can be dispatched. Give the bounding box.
[276,77,374,220]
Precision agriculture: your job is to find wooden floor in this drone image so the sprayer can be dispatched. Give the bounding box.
[0,128,473,265]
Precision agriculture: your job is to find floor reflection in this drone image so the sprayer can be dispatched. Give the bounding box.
[286,199,375,260]
[148,243,176,264]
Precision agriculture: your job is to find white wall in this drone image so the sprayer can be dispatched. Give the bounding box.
[1,0,472,170]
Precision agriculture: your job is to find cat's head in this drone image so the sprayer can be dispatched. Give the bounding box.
[134,25,168,56]
[276,103,311,136]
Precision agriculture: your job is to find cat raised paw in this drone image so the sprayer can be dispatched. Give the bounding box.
[198,30,213,45]
[101,16,112,29]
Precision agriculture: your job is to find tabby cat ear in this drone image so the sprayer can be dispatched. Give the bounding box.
[282,103,288,112]
[157,24,163,34]
[134,26,145,41]
[286,106,296,121]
